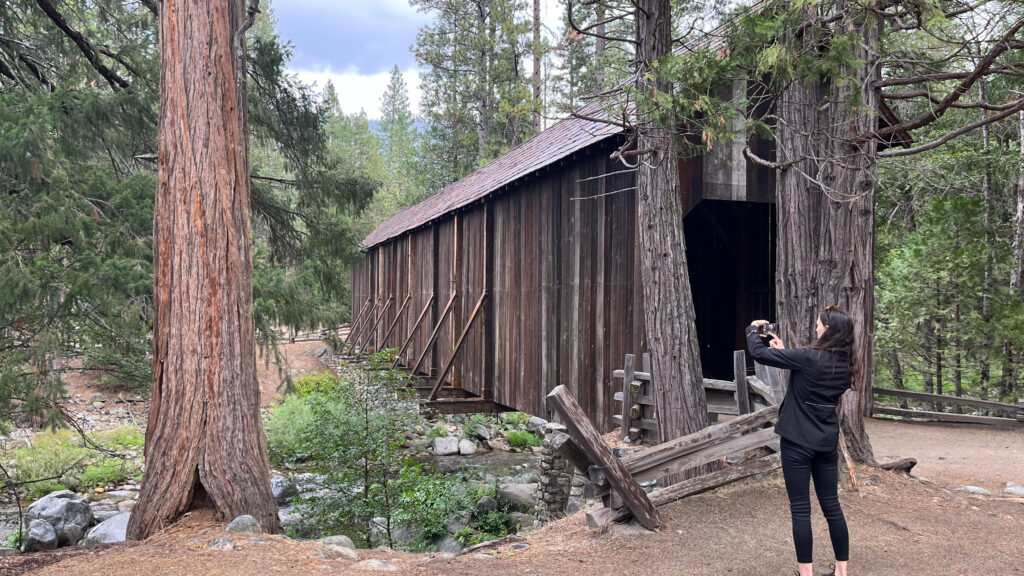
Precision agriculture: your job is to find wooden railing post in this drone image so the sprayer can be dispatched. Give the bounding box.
[620,354,635,440]
[346,297,380,355]
[734,350,751,416]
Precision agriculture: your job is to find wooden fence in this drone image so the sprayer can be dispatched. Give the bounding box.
[872,387,1023,428]
[548,353,785,530]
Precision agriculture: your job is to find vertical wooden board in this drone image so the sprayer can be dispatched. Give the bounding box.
[578,156,598,421]
[558,163,581,407]
[539,172,562,418]
[592,157,607,431]
[409,228,436,374]
[435,218,457,379]
[492,193,510,407]
[457,207,486,395]
[520,182,541,417]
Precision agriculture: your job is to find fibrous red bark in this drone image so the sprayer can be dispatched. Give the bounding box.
[126,0,280,540]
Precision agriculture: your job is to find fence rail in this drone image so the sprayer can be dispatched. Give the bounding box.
[872,387,1022,427]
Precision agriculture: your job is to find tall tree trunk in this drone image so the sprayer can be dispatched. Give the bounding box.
[127,0,280,540]
[1013,110,1024,294]
[775,0,879,464]
[1001,342,1015,399]
[532,0,542,134]
[979,81,993,395]
[920,318,935,410]
[634,0,709,475]
[887,348,908,409]
[594,3,606,89]
[476,0,492,160]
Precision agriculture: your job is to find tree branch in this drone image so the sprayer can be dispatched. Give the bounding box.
[567,0,639,46]
[34,0,130,90]
[878,99,1024,158]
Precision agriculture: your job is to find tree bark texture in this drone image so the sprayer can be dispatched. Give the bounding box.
[774,1,879,464]
[532,0,542,134]
[634,0,710,476]
[127,0,280,540]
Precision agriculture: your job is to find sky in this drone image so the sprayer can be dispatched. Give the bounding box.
[273,0,563,120]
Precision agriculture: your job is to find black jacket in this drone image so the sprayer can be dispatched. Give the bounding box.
[745,325,850,452]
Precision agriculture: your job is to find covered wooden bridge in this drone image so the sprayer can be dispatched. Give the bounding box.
[350,91,784,432]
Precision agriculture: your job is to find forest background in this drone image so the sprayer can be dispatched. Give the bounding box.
[1,0,1022,435]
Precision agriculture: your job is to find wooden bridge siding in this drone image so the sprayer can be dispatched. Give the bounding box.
[454,207,487,393]
[435,218,457,379]
[406,228,435,373]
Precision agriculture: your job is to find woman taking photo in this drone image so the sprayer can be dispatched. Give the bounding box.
[745,306,855,576]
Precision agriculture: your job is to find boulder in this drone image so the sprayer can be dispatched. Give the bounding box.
[208,537,236,551]
[23,519,58,552]
[320,535,355,550]
[433,436,460,456]
[1003,482,1024,497]
[431,535,462,554]
[473,424,498,440]
[117,500,136,513]
[270,475,299,505]
[26,490,94,546]
[475,496,498,513]
[226,515,261,533]
[499,483,538,513]
[81,513,129,546]
[355,559,397,571]
[90,393,108,404]
[458,438,478,455]
[957,486,991,496]
[526,417,548,435]
[321,544,358,560]
[101,490,138,503]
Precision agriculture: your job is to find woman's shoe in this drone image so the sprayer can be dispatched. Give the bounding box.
[821,563,836,576]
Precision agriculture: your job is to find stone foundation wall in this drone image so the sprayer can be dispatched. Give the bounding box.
[535,423,572,522]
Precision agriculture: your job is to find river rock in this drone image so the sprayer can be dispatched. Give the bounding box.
[81,512,129,546]
[474,424,498,440]
[355,559,397,571]
[475,495,498,512]
[431,535,462,554]
[102,490,138,503]
[458,438,478,455]
[26,490,94,546]
[23,519,58,552]
[208,537,236,551]
[526,417,548,435]
[90,393,108,404]
[321,535,355,550]
[226,515,261,533]
[499,482,538,513]
[118,500,136,513]
[433,436,460,456]
[1003,482,1024,497]
[957,486,991,495]
[321,544,358,560]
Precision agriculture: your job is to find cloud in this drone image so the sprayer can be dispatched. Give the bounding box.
[293,67,423,120]
[272,0,430,75]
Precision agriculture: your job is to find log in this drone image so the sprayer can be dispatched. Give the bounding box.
[547,385,660,530]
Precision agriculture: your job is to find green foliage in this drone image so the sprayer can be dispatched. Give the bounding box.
[426,425,449,442]
[505,430,541,449]
[265,393,317,468]
[7,427,144,497]
[80,459,135,488]
[501,412,529,427]
[294,371,344,398]
[452,482,517,547]
[7,531,21,550]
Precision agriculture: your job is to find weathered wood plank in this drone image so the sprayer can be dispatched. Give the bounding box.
[411,292,458,376]
[621,354,635,440]
[548,429,594,474]
[612,369,652,381]
[620,404,779,477]
[357,295,394,353]
[734,350,751,416]
[703,378,736,392]
[873,388,1019,415]
[872,406,1019,427]
[640,453,782,512]
[380,294,412,350]
[391,293,435,369]
[628,426,779,484]
[547,385,660,530]
[755,361,786,404]
[614,391,655,405]
[423,398,499,415]
[429,292,487,400]
[746,376,777,405]
[612,415,658,430]
[586,507,618,529]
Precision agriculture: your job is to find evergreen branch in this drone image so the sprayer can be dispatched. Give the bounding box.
[878,98,1024,158]
[139,0,158,17]
[33,0,130,91]
[567,0,639,46]
[881,91,1024,112]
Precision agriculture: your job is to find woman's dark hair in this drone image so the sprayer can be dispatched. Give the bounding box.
[809,305,858,390]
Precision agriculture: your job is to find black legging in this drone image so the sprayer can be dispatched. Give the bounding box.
[780,437,850,564]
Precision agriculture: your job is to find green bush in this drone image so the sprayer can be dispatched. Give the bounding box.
[95,426,145,449]
[453,483,517,547]
[265,393,316,469]
[7,531,21,549]
[80,458,137,488]
[11,429,89,499]
[426,425,448,442]
[505,430,541,449]
[294,371,344,398]
[502,412,530,427]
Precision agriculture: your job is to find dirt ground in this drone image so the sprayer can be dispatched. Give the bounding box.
[7,419,1023,576]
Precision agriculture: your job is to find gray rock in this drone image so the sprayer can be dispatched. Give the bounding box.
[208,537,236,551]
[436,460,462,474]
[102,490,138,503]
[476,495,498,512]
[473,553,495,560]
[320,535,355,550]
[26,490,94,546]
[433,436,460,456]
[226,515,261,533]
[458,438,478,455]
[0,548,19,558]
[954,497,969,505]
[93,510,121,523]
[422,552,456,563]
[473,424,498,440]
[271,475,300,505]
[90,393,108,403]
[249,538,271,545]
[431,535,462,554]
[1003,482,1024,497]
[499,483,538,513]
[355,559,397,571]
[957,485,991,495]
[23,519,58,552]
[513,543,530,550]
[322,544,358,560]
[313,346,331,358]
[526,417,548,435]
[117,500,136,513]
[509,512,535,529]
[81,513,130,546]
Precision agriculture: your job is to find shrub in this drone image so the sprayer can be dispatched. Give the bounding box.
[265,393,316,469]
[425,425,448,442]
[7,531,21,549]
[502,412,530,427]
[294,371,344,398]
[11,429,89,499]
[453,483,517,547]
[505,430,541,449]
[95,426,145,449]
[80,458,137,488]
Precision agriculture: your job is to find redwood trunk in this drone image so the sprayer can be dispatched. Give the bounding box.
[532,0,542,134]
[775,1,879,464]
[127,0,280,540]
[634,0,710,468]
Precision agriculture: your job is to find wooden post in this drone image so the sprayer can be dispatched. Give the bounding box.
[357,294,394,354]
[621,354,635,440]
[546,385,660,530]
[411,292,458,377]
[549,429,594,474]
[734,350,751,415]
[391,294,434,369]
[755,361,786,405]
[429,292,487,400]
[380,294,412,351]
[347,297,380,355]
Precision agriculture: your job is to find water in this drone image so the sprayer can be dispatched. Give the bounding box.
[420,449,541,483]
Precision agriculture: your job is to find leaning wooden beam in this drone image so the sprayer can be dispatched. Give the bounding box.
[619,404,780,479]
[547,385,660,531]
[391,293,435,369]
[627,426,779,484]
[379,294,412,351]
[410,292,458,377]
[612,453,782,521]
[429,292,487,400]
[342,297,372,349]
[356,294,394,355]
[346,297,380,355]
[755,361,786,404]
[549,429,595,474]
